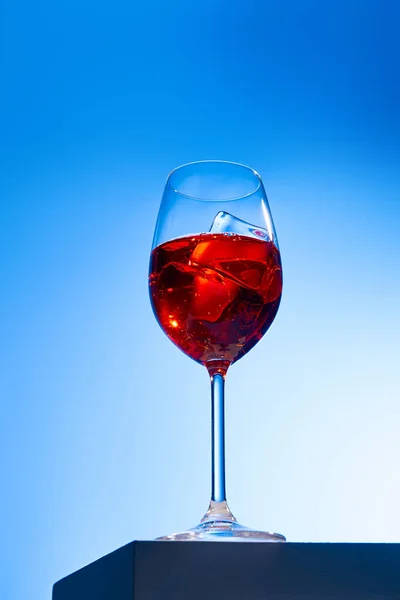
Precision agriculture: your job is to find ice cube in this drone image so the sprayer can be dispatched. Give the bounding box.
[191,268,239,322]
[190,212,280,294]
[209,211,271,241]
[191,234,272,292]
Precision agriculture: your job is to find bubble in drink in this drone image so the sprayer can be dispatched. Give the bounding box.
[209,211,271,242]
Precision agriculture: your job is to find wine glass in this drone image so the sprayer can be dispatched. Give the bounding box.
[148,160,285,541]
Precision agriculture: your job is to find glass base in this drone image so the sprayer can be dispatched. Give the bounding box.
[156,501,286,542]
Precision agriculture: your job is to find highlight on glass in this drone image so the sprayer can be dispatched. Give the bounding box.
[148,160,284,541]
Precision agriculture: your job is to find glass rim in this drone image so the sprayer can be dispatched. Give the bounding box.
[167,160,262,201]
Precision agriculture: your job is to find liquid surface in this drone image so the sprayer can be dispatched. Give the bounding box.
[149,233,282,372]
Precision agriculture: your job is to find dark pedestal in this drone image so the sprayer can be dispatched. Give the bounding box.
[53,542,400,600]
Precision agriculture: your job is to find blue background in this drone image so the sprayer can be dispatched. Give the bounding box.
[2,1,400,598]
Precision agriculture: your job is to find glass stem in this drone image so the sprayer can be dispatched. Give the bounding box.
[201,365,235,524]
[211,373,226,503]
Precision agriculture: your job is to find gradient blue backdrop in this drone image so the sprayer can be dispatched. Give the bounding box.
[2,1,400,598]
